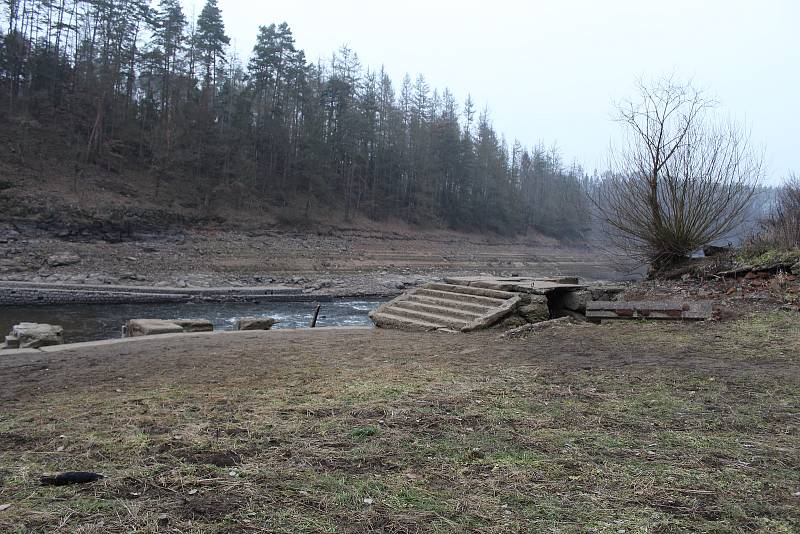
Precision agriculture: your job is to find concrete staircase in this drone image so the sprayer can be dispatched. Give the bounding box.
[369,282,521,332]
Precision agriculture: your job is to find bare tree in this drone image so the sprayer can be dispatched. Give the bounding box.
[596,78,763,270]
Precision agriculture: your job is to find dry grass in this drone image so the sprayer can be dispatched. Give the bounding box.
[1,313,799,532]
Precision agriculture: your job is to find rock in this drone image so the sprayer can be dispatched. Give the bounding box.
[46,253,81,267]
[517,295,549,323]
[496,314,527,330]
[703,245,731,257]
[235,317,278,331]
[588,285,626,301]
[3,323,64,349]
[124,319,184,337]
[40,472,104,486]
[0,258,27,273]
[552,308,588,322]
[558,290,591,312]
[172,319,214,332]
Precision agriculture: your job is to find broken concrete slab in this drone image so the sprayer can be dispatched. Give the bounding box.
[235,317,279,331]
[444,276,584,295]
[124,319,185,337]
[172,319,214,332]
[586,301,712,323]
[2,323,64,349]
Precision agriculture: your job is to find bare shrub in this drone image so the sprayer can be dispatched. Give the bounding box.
[595,78,763,270]
[747,175,800,253]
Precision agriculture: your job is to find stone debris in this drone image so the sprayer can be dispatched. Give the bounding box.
[501,317,586,338]
[171,319,214,333]
[234,317,279,330]
[2,322,64,349]
[46,253,81,267]
[123,318,213,337]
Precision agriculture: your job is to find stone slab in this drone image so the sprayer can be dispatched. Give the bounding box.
[586,301,712,322]
[125,319,185,337]
[444,276,585,295]
[235,317,279,331]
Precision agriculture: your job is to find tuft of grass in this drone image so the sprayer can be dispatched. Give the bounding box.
[349,426,380,440]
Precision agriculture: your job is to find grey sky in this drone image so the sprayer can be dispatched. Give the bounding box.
[190,0,798,184]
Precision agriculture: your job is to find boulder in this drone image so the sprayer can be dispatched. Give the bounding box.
[235,317,279,331]
[3,323,64,349]
[558,290,591,312]
[46,253,81,267]
[517,295,549,323]
[703,245,731,257]
[588,285,627,301]
[124,319,184,337]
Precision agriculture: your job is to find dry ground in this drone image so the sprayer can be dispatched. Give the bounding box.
[1,313,799,533]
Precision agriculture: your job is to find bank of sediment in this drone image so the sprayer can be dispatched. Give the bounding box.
[0,281,333,306]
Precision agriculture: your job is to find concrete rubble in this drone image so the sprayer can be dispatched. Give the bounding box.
[2,322,64,349]
[235,317,279,331]
[123,318,213,337]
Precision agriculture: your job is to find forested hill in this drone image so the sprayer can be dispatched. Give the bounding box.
[0,0,590,238]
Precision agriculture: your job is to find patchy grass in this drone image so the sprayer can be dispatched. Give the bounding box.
[737,247,800,268]
[0,313,798,532]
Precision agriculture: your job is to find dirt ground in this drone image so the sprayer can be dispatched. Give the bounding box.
[1,311,798,532]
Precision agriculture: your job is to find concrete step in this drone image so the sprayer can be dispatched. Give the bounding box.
[369,311,446,331]
[371,281,521,332]
[382,306,467,330]
[426,282,517,300]
[393,300,482,321]
[414,288,506,307]
[407,294,494,315]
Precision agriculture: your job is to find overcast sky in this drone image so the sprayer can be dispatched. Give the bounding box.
[188,0,798,184]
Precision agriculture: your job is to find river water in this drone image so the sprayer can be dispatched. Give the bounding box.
[0,299,386,344]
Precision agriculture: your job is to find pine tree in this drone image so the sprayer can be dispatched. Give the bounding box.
[195,0,229,92]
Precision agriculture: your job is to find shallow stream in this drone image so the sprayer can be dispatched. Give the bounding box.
[0,299,385,344]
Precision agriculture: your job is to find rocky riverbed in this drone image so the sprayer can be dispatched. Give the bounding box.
[0,222,632,298]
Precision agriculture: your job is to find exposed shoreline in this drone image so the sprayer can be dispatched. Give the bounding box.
[1,226,635,306]
[0,280,341,306]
